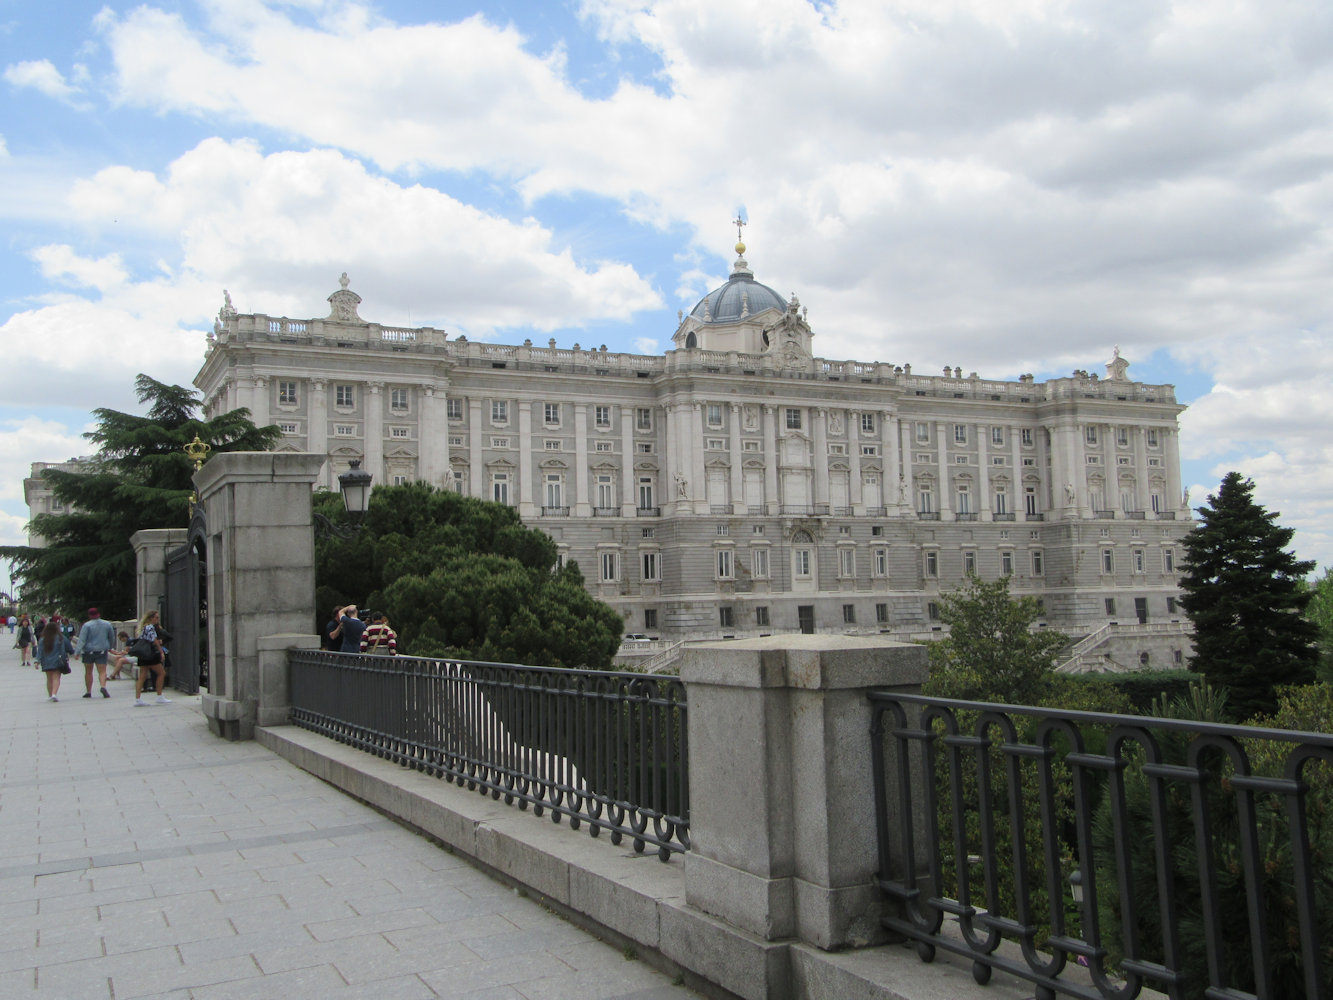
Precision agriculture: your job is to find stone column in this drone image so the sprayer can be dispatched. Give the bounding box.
[813,408,829,509]
[309,379,329,488]
[850,411,864,513]
[1165,428,1184,513]
[469,399,485,503]
[883,411,900,513]
[194,452,325,741]
[935,421,952,518]
[691,402,707,514]
[763,405,779,515]
[418,385,445,488]
[729,404,744,512]
[898,418,914,515]
[976,422,991,521]
[364,382,384,483]
[682,635,929,950]
[1132,426,1149,513]
[574,402,591,516]
[519,401,535,515]
[620,405,637,517]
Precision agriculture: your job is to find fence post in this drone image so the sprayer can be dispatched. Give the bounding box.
[680,635,928,951]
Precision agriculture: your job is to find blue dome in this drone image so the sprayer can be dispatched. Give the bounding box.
[690,270,786,324]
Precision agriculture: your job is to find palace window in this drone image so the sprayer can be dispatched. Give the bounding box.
[786,407,802,430]
[954,424,967,443]
[861,412,876,434]
[1102,548,1115,574]
[600,551,619,582]
[1000,550,1014,576]
[842,604,856,624]
[544,402,560,425]
[278,380,298,405]
[716,549,735,579]
[447,398,463,420]
[595,405,611,428]
[1021,428,1034,447]
[873,547,888,577]
[755,606,770,626]
[991,426,1004,446]
[924,550,938,578]
[641,551,660,581]
[963,550,977,576]
[335,384,355,408]
[390,388,408,410]
[636,407,653,430]
[752,548,770,578]
[1032,550,1044,576]
[839,549,855,578]
[707,404,723,427]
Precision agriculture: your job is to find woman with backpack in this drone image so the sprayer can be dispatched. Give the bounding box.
[132,611,171,706]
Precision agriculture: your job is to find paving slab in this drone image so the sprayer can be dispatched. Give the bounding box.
[0,647,704,999]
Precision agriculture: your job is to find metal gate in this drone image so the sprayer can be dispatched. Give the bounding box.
[163,507,207,694]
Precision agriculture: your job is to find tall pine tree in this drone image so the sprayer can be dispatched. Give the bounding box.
[3,375,279,619]
[1178,472,1318,719]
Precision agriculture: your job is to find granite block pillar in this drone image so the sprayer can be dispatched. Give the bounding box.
[193,452,325,740]
[681,634,928,951]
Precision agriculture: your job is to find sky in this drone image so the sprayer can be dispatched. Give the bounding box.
[1,0,1331,580]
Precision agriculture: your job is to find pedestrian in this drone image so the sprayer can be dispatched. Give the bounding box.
[107,632,133,680]
[6,614,14,634]
[16,614,34,667]
[132,610,171,706]
[78,607,117,699]
[337,605,366,653]
[36,620,73,701]
[320,605,344,651]
[360,611,397,656]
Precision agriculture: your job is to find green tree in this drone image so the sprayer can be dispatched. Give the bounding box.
[924,573,1069,703]
[1304,567,1333,683]
[1,375,280,619]
[315,481,624,669]
[1178,472,1318,720]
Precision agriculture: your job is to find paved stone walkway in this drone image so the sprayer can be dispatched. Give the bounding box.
[0,643,702,999]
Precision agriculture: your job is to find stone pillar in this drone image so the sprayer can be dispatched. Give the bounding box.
[763,405,779,515]
[813,409,829,508]
[976,422,991,521]
[574,402,591,517]
[729,404,744,511]
[882,411,900,513]
[620,405,636,517]
[309,378,329,487]
[519,401,535,515]
[130,529,189,624]
[364,382,384,482]
[691,402,707,514]
[682,635,929,950]
[469,399,485,504]
[194,452,325,741]
[418,384,446,488]
[935,421,952,518]
[849,410,864,512]
[1165,428,1184,513]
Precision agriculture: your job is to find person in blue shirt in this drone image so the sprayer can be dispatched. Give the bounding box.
[338,605,367,653]
[78,607,118,699]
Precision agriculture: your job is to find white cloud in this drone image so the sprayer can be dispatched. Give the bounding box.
[31,245,129,292]
[3,59,80,103]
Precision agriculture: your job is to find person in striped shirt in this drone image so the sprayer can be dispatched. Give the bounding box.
[360,611,397,656]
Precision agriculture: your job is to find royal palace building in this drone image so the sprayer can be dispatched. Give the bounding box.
[193,242,1194,667]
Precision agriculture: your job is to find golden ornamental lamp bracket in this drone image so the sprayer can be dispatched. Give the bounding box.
[184,435,212,516]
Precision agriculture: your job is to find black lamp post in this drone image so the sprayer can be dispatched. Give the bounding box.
[316,460,373,538]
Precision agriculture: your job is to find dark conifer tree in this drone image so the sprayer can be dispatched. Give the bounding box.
[1177,472,1318,719]
[3,375,280,619]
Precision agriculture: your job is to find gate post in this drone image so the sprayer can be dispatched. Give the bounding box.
[130,529,188,621]
[194,452,325,740]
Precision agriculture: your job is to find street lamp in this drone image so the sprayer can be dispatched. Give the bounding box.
[315,460,373,539]
[338,460,373,518]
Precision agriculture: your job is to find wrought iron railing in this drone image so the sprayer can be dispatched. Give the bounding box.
[868,692,1333,1000]
[289,651,689,860]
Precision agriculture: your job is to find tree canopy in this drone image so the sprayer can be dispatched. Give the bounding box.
[314,481,625,669]
[923,574,1070,704]
[1304,567,1333,684]
[1177,471,1318,719]
[2,374,280,619]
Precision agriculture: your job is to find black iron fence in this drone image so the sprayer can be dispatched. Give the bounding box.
[868,692,1333,1000]
[289,651,689,860]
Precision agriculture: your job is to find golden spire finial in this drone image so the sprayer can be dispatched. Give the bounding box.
[733,214,747,256]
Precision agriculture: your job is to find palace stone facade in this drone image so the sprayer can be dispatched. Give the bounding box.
[193,249,1193,658]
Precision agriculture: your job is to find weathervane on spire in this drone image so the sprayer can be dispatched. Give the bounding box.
[732,213,747,257]
[733,215,746,241]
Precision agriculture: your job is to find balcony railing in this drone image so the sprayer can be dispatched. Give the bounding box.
[865,506,887,516]
[955,512,978,522]
[592,507,620,517]
[992,512,1016,521]
[1093,509,1116,519]
[636,506,660,517]
[541,506,570,517]
[917,511,941,521]
[868,692,1333,1000]
[1124,509,1146,520]
[1026,512,1045,521]
[289,651,689,860]
[1158,511,1177,520]
[710,504,733,515]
